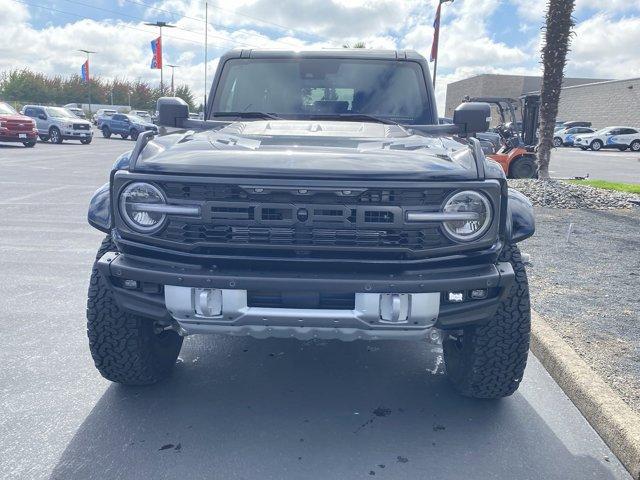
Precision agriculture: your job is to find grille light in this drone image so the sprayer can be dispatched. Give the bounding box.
[441,190,492,242]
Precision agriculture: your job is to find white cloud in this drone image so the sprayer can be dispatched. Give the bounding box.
[568,14,640,78]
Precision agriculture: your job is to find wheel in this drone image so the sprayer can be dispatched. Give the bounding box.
[130,129,139,141]
[49,127,63,144]
[443,244,531,398]
[553,137,562,147]
[630,140,640,152]
[102,125,111,138]
[590,139,603,151]
[87,236,183,385]
[509,155,538,179]
[38,134,50,142]
[22,141,36,148]
[80,138,92,145]
[121,133,129,139]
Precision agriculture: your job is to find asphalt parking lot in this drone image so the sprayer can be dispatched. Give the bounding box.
[549,147,640,183]
[0,136,634,480]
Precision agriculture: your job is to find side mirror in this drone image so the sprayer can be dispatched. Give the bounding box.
[157,96,189,128]
[453,102,491,136]
[38,114,46,120]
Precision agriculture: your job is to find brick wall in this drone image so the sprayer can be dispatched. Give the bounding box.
[556,78,640,129]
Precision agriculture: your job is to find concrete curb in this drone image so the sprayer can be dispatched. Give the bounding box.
[530,311,640,480]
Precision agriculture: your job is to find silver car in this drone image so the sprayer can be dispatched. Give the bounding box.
[22,105,93,144]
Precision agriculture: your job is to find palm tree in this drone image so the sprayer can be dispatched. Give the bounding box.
[342,42,366,48]
[537,0,577,179]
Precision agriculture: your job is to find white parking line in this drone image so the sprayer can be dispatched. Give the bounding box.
[0,185,71,204]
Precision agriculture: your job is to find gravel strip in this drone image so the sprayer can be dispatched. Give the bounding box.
[508,179,639,209]
[521,207,640,416]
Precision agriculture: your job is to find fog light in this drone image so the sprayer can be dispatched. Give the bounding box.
[447,292,464,303]
[194,288,222,317]
[470,289,488,300]
[123,279,138,290]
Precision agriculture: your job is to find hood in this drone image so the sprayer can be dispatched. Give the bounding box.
[135,120,480,181]
[0,113,34,123]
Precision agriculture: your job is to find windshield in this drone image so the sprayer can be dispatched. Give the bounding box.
[46,107,76,118]
[593,128,610,135]
[0,102,17,115]
[136,111,150,117]
[212,58,431,124]
[128,115,147,123]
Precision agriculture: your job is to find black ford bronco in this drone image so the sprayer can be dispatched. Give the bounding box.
[87,49,535,398]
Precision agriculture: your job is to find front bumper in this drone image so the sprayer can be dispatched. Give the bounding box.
[97,252,515,341]
[0,131,37,142]
[62,129,93,139]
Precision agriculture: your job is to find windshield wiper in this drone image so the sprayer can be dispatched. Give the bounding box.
[213,111,281,120]
[307,114,399,125]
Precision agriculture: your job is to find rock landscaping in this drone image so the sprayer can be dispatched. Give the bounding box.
[508,179,639,210]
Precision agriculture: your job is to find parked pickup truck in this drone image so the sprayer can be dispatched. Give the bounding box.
[100,113,158,140]
[0,101,37,147]
[86,49,535,399]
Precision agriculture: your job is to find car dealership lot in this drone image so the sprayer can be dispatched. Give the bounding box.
[0,137,633,480]
[549,147,640,184]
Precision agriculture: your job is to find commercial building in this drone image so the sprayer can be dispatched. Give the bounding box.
[444,74,608,119]
[554,78,640,129]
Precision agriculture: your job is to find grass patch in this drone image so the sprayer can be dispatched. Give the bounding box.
[567,179,640,195]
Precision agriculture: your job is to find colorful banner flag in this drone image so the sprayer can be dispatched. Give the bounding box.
[81,60,90,82]
[150,36,162,69]
[430,2,442,63]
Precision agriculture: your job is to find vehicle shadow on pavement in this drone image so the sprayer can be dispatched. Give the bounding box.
[49,336,624,480]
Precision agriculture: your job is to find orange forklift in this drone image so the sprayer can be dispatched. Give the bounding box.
[466,94,540,179]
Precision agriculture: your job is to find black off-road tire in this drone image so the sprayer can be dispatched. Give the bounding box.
[130,128,139,141]
[443,244,531,399]
[630,140,640,152]
[120,133,129,139]
[553,137,562,147]
[80,138,92,145]
[102,125,112,138]
[86,236,183,385]
[23,141,36,148]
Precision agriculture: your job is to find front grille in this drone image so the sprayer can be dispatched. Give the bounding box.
[6,120,34,132]
[118,180,499,262]
[161,222,448,250]
[73,123,90,130]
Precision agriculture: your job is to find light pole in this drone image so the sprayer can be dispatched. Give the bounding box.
[167,64,180,95]
[432,0,454,88]
[78,49,96,114]
[144,21,175,94]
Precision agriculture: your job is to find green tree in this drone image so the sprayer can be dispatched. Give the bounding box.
[174,85,196,110]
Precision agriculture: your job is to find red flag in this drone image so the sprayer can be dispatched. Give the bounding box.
[81,60,90,82]
[150,36,162,69]
[430,2,442,63]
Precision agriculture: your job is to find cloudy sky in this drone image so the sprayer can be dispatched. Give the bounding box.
[1,0,639,111]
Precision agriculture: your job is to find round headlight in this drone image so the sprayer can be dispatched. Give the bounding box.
[119,182,166,233]
[442,190,492,242]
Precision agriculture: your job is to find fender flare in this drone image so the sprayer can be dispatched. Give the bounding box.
[505,188,535,243]
[87,151,131,233]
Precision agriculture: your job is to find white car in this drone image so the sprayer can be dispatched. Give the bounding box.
[93,109,117,127]
[553,126,595,147]
[574,126,640,152]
